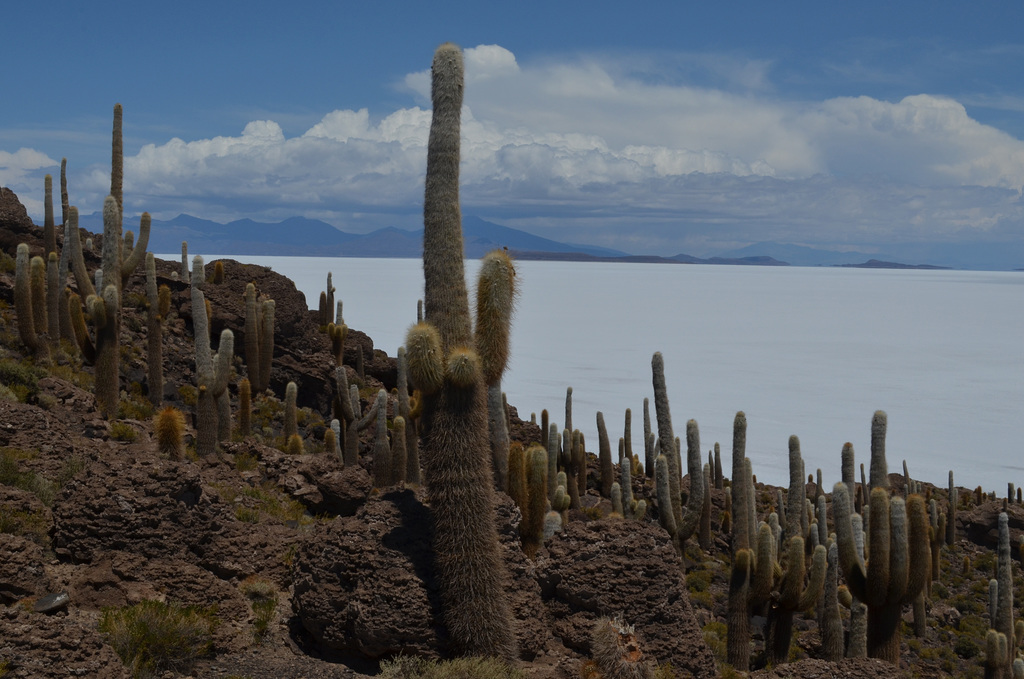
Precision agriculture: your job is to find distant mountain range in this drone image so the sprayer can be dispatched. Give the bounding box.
[76,212,1023,270]
[79,212,630,260]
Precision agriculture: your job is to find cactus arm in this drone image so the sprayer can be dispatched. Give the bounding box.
[832,483,868,602]
[797,544,828,611]
[730,412,750,550]
[655,454,677,538]
[869,410,889,490]
[212,330,233,395]
[886,497,909,606]
[651,352,683,524]
[191,257,212,378]
[786,435,806,539]
[405,322,444,396]
[865,487,891,608]
[903,494,931,607]
[750,523,775,609]
[475,249,516,385]
[333,366,356,423]
[68,292,96,363]
[121,212,150,283]
[14,244,41,353]
[674,418,705,542]
[66,207,96,299]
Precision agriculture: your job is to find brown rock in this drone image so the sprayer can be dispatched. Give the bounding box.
[0,533,52,604]
[959,500,1024,549]
[0,187,33,231]
[51,456,217,563]
[535,518,718,679]
[0,605,131,678]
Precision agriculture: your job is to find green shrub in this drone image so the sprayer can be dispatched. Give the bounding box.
[99,600,217,678]
[378,655,525,679]
[110,421,138,442]
[0,448,56,506]
[240,576,277,643]
[0,358,45,402]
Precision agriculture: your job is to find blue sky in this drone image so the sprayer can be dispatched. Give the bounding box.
[3,1,1024,262]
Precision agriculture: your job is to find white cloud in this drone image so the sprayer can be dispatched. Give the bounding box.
[0,148,57,186]
[63,44,1024,254]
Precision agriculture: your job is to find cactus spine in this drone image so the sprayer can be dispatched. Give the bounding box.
[407,43,515,659]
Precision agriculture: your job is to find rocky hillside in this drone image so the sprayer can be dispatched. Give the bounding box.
[0,186,1015,679]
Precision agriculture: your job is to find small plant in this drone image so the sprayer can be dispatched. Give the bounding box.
[110,421,138,442]
[154,407,186,459]
[0,447,56,506]
[177,385,198,407]
[119,384,155,420]
[379,655,526,679]
[240,576,277,643]
[99,600,217,678]
[0,358,46,403]
[234,451,258,472]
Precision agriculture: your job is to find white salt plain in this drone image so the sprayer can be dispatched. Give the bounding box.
[177,254,1024,493]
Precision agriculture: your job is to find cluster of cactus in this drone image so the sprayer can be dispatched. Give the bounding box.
[982,512,1024,678]
[832,411,931,663]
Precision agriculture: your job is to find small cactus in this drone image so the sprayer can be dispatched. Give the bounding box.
[154,407,186,459]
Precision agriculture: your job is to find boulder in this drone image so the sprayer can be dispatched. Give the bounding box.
[535,518,719,679]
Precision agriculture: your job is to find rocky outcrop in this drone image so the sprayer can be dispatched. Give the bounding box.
[51,456,217,564]
[0,533,52,604]
[0,187,33,231]
[536,518,719,679]
[292,490,556,661]
[959,500,1024,549]
[0,606,131,678]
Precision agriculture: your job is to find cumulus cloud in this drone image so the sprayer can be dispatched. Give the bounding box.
[0,148,59,216]
[66,44,1024,253]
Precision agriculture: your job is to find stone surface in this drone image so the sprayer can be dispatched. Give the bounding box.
[0,533,52,604]
[535,518,719,679]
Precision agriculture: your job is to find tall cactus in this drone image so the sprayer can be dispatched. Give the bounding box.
[191,256,233,455]
[597,411,614,498]
[145,253,166,407]
[403,43,515,659]
[396,346,421,484]
[651,353,703,543]
[820,542,845,662]
[14,244,45,357]
[43,174,56,256]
